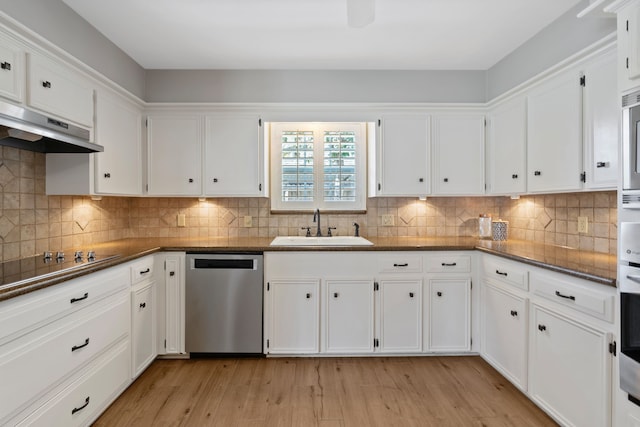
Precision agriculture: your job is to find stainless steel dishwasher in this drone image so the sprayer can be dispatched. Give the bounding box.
[185,253,263,355]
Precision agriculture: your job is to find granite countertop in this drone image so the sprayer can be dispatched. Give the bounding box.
[0,236,618,302]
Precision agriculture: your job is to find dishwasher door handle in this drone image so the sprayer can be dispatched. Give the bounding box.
[192,258,256,270]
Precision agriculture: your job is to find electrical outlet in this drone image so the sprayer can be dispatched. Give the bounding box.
[381,214,395,226]
[243,215,253,227]
[577,216,588,234]
[177,214,186,227]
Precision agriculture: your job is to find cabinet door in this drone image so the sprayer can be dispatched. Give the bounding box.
[432,114,485,195]
[628,4,640,81]
[379,280,422,353]
[147,115,203,196]
[375,115,430,196]
[527,69,583,192]
[27,53,94,127]
[131,283,155,378]
[95,90,142,195]
[325,280,374,353]
[583,50,619,189]
[204,115,265,196]
[481,282,528,391]
[487,97,527,195]
[267,280,320,354]
[428,278,471,352]
[529,304,612,427]
[163,256,184,355]
[0,34,23,102]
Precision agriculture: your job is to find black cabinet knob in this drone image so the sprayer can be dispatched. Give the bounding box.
[104,173,111,178]
[306,293,311,299]
[510,310,518,317]
[140,302,146,309]
[0,61,11,70]
[409,292,414,298]
[213,178,218,182]
[596,162,607,168]
[188,178,194,183]
[512,174,518,179]
[419,178,424,182]
[443,178,449,182]
[42,80,51,88]
[333,292,339,298]
[534,171,541,176]
[437,291,442,297]
[538,324,546,332]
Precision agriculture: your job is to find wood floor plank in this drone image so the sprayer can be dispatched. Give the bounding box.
[94,356,558,427]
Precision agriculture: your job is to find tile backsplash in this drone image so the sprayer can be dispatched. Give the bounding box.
[0,147,618,262]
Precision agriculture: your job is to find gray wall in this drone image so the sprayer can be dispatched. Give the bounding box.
[0,0,146,99]
[145,69,487,103]
[486,0,616,100]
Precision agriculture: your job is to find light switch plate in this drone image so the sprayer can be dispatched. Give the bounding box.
[577,216,588,233]
[177,214,186,227]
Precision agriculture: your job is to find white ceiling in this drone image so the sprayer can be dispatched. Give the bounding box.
[61,0,584,70]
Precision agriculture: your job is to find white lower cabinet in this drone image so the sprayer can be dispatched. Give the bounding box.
[266,279,320,354]
[378,280,422,353]
[481,281,528,391]
[529,304,612,427]
[155,252,185,356]
[131,283,155,378]
[428,278,471,352]
[325,279,374,353]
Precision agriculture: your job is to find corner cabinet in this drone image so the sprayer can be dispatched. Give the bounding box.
[370,115,430,197]
[204,115,266,197]
[432,114,485,195]
[146,114,203,196]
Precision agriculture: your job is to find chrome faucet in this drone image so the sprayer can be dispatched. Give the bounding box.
[313,208,322,236]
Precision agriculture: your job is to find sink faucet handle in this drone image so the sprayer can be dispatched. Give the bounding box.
[327,226,337,237]
[353,222,360,237]
[301,226,312,237]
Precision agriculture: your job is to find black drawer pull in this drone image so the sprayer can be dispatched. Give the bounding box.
[306,293,311,299]
[104,172,111,178]
[495,270,508,276]
[437,291,442,297]
[71,338,90,352]
[596,162,607,168]
[188,178,194,183]
[140,302,146,309]
[71,396,90,415]
[70,292,89,304]
[555,290,575,301]
[409,292,414,298]
[510,310,518,317]
[393,263,409,267]
[534,170,541,176]
[140,268,150,274]
[512,174,518,179]
[442,262,457,267]
[169,271,175,276]
[0,61,11,70]
[538,324,546,332]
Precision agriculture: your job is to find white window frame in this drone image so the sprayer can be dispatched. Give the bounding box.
[270,122,367,212]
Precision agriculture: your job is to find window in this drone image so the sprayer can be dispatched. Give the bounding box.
[270,122,367,211]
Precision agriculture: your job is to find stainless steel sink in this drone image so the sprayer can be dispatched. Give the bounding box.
[270,236,373,246]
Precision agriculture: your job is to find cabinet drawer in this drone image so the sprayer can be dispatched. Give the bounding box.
[378,255,422,273]
[0,292,129,422]
[0,266,129,345]
[425,254,471,273]
[15,339,130,427]
[531,273,614,323]
[130,256,154,285]
[482,256,529,291]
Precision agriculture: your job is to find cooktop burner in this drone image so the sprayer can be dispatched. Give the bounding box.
[0,251,120,288]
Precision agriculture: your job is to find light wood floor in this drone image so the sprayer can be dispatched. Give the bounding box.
[94,356,558,427]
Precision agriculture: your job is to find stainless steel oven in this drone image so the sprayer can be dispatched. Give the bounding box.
[620,222,640,405]
[622,89,640,207]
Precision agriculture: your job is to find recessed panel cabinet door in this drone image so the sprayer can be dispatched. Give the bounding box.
[325,280,374,353]
[205,115,264,196]
[267,280,319,354]
[428,278,471,352]
[379,280,422,353]
[480,282,528,391]
[529,304,611,427]
[527,69,583,193]
[0,34,23,103]
[147,115,203,196]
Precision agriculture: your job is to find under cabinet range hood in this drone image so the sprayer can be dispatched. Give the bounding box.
[0,101,103,153]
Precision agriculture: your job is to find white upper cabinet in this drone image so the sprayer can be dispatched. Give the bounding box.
[147,114,203,196]
[486,96,527,195]
[432,114,485,195]
[583,49,619,189]
[612,0,640,93]
[204,115,266,197]
[26,52,94,128]
[371,115,430,196]
[94,89,143,195]
[0,33,23,103]
[527,67,583,193]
